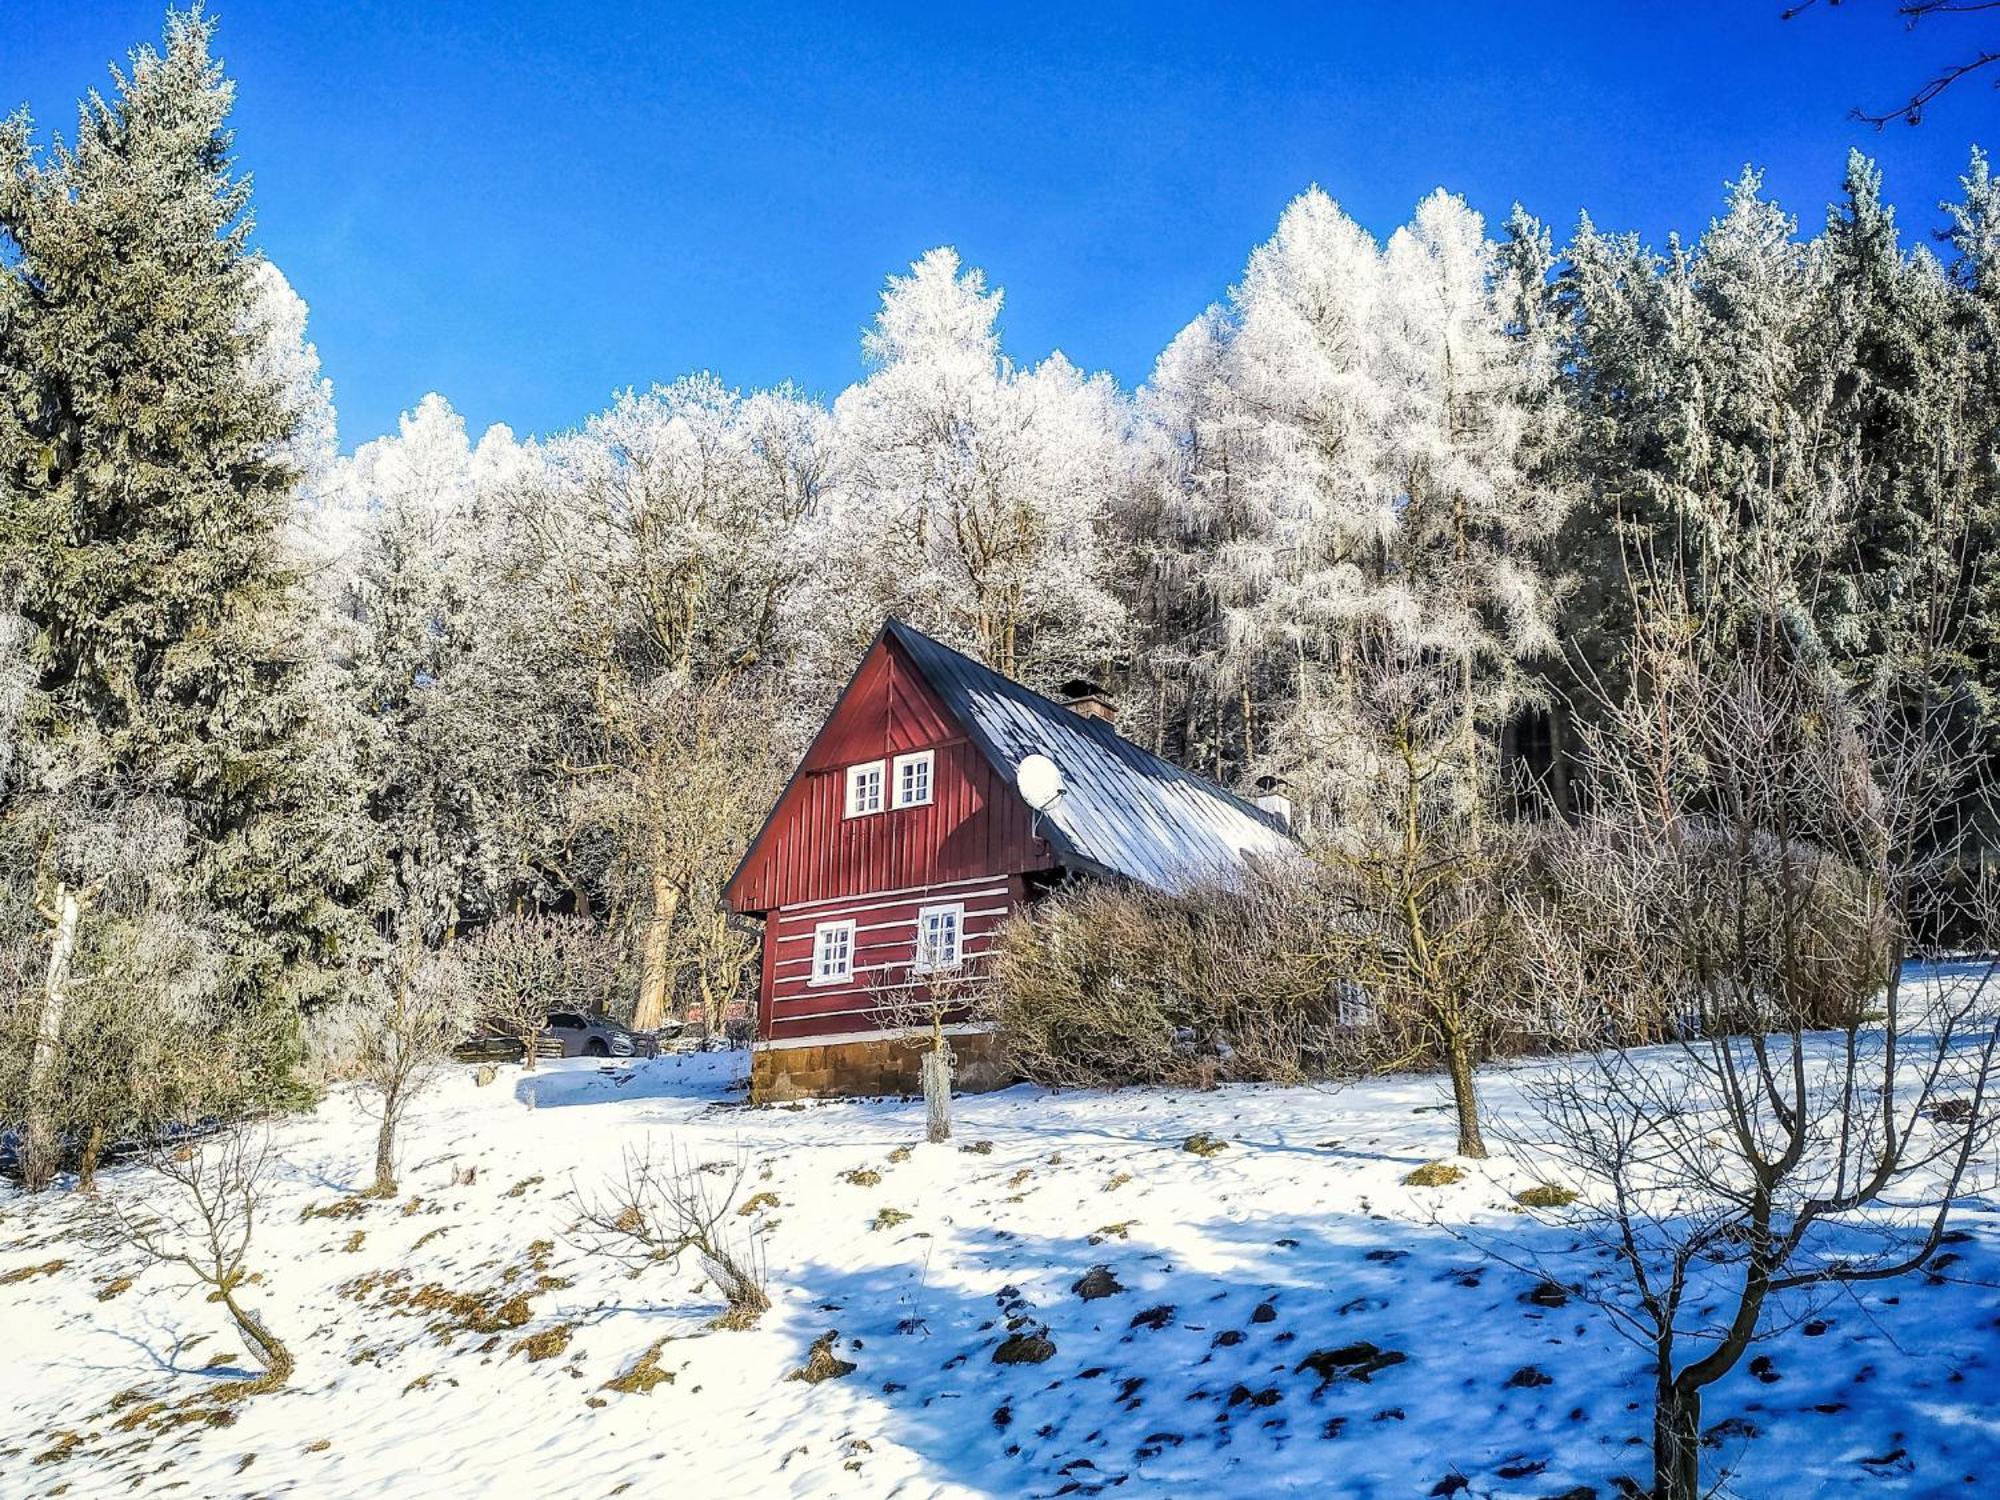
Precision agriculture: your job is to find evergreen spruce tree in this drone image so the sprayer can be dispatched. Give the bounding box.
[1822,152,1982,699]
[0,11,370,1101]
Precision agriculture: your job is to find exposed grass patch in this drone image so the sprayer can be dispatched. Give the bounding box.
[341,1231,367,1253]
[739,1191,779,1216]
[840,1167,882,1188]
[95,1275,134,1301]
[1513,1183,1580,1209]
[603,1339,675,1395]
[871,1207,912,1231]
[1403,1161,1464,1188]
[1104,1171,1134,1192]
[993,1329,1056,1364]
[1088,1220,1136,1245]
[301,1198,367,1223]
[510,1323,574,1362]
[341,1266,541,1343]
[886,1145,913,1163]
[502,1175,544,1199]
[33,1430,83,1465]
[1,1259,65,1285]
[1181,1133,1229,1158]
[788,1330,856,1383]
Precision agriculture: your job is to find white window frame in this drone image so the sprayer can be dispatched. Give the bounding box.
[913,902,964,974]
[810,919,856,986]
[892,750,935,808]
[844,759,885,818]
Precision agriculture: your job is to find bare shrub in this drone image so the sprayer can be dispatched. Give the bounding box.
[0,807,230,1192]
[93,1124,295,1398]
[458,914,619,1069]
[353,943,472,1197]
[987,861,1367,1090]
[573,1146,769,1328]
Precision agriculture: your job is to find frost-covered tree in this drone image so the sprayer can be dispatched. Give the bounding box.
[1378,190,1565,785]
[0,11,370,1099]
[1132,188,1562,826]
[329,394,498,937]
[1128,307,1260,771]
[1215,189,1394,812]
[502,376,831,1030]
[243,259,342,557]
[833,248,1129,686]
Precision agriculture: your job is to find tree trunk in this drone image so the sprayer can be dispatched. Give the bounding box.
[219,1288,295,1398]
[77,1121,106,1194]
[24,883,85,1192]
[1444,1026,1487,1158]
[370,1107,398,1198]
[921,1040,953,1144]
[1653,1380,1701,1500]
[633,867,681,1033]
[521,1027,542,1071]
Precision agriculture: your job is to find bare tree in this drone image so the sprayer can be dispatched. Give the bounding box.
[1315,648,1535,1158]
[1496,588,2000,1500]
[573,1144,770,1328]
[459,913,618,1070]
[874,964,990,1144]
[353,943,470,1197]
[94,1124,295,1398]
[1784,0,2000,124]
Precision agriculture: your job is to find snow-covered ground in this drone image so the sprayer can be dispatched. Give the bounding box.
[3,1034,1996,1498]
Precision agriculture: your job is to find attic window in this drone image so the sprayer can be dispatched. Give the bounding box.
[893,750,934,808]
[845,760,884,817]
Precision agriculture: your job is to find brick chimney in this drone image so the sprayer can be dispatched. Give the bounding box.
[1057,677,1117,726]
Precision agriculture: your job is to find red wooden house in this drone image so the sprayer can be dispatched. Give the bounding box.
[723,619,1296,1102]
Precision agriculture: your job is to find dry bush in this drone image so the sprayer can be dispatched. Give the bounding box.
[987,862,1372,1090]
[573,1145,770,1328]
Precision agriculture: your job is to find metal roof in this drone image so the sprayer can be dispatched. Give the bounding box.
[885,619,1297,892]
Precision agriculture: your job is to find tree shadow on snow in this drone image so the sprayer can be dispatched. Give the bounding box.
[771,1204,2000,1499]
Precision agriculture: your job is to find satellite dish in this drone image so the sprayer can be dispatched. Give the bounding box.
[1015,753,1065,813]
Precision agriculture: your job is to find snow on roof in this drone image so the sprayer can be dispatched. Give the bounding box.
[885,619,1297,892]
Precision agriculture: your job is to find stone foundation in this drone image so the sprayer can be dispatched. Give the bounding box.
[750,1029,1013,1104]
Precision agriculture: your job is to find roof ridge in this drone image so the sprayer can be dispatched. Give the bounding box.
[881,616,1290,836]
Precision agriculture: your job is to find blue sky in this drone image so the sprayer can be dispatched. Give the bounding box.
[4,2,1994,447]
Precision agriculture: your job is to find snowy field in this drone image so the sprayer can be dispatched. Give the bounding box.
[3,1032,1997,1498]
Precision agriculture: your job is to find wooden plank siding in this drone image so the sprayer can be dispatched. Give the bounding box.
[727,634,1058,1045]
[760,875,1020,1043]
[727,636,1057,915]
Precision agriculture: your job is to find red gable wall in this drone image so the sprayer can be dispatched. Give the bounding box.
[725,634,1057,916]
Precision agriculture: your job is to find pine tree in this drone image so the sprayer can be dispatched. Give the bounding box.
[0,12,370,1099]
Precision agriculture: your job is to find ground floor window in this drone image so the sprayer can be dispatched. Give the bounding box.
[811,919,856,984]
[914,903,964,972]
